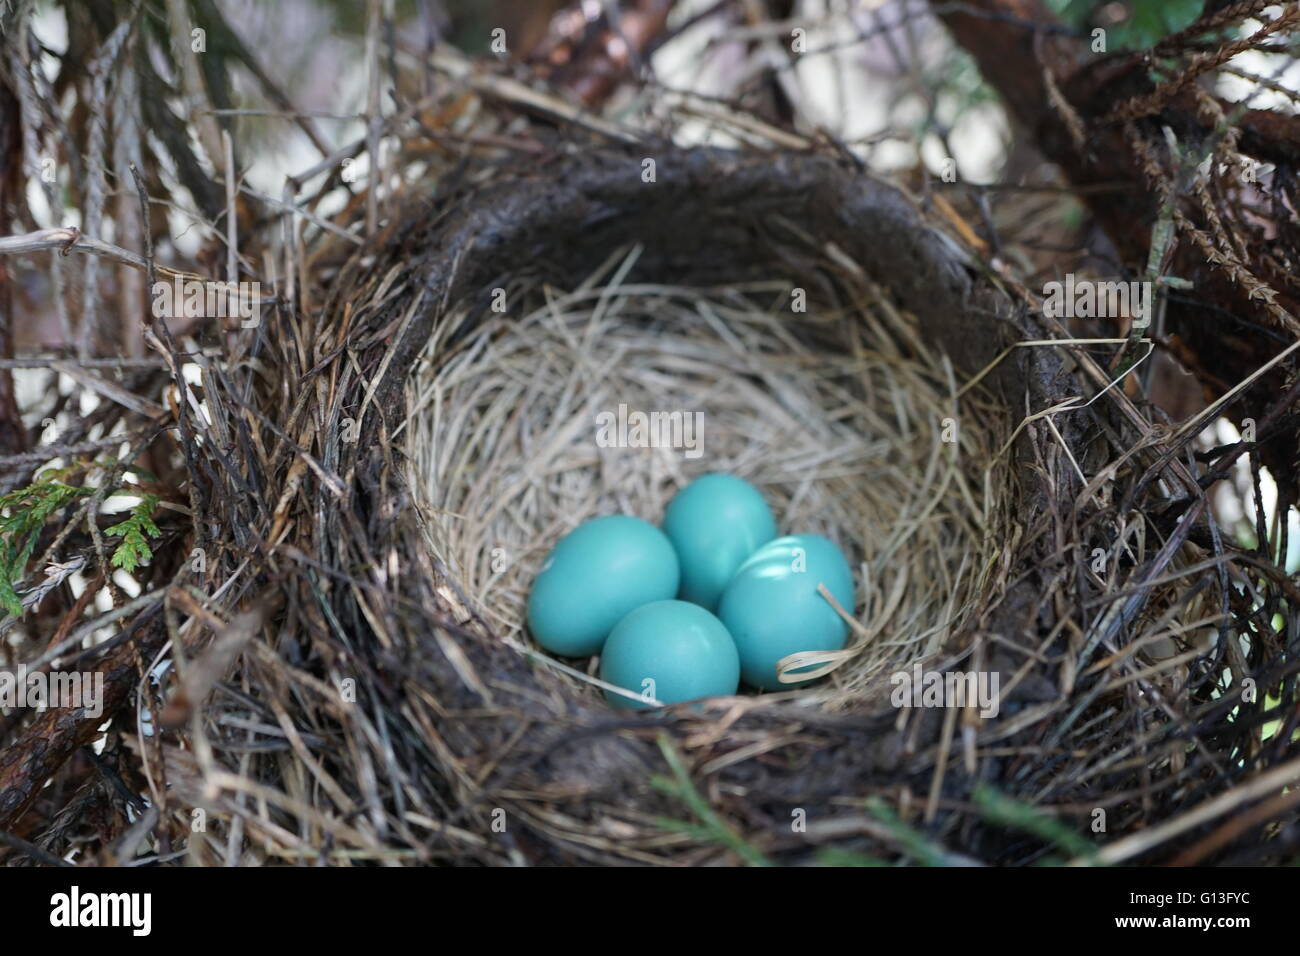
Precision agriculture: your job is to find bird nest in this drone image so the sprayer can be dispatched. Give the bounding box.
[4,135,1289,867]
[170,143,1263,866]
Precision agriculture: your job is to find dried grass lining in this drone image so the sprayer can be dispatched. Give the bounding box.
[405,245,1016,709]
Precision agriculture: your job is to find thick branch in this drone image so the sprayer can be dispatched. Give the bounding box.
[0,606,165,830]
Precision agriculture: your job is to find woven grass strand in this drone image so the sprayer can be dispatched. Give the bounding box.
[406,246,1016,709]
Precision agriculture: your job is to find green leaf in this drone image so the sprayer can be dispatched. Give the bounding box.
[1052,0,1217,51]
[0,577,22,617]
[972,783,1102,861]
[0,479,96,616]
[105,494,162,574]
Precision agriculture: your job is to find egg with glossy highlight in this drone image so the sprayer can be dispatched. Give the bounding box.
[527,515,679,657]
[600,600,740,709]
[663,473,777,612]
[717,533,854,690]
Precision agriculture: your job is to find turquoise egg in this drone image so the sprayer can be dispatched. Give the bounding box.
[717,534,854,690]
[663,474,777,612]
[600,600,740,709]
[527,515,679,657]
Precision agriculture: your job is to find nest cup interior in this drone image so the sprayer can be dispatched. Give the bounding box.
[404,174,1020,710]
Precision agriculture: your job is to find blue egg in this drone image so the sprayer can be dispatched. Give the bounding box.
[663,474,777,612]
[600,600,740,709]
[527,515,679,657]
[717,534,854,690]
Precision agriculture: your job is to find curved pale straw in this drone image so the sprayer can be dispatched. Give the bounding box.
[774,576,909,683]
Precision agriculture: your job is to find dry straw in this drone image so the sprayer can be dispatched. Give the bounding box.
[406,245,1015,709]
